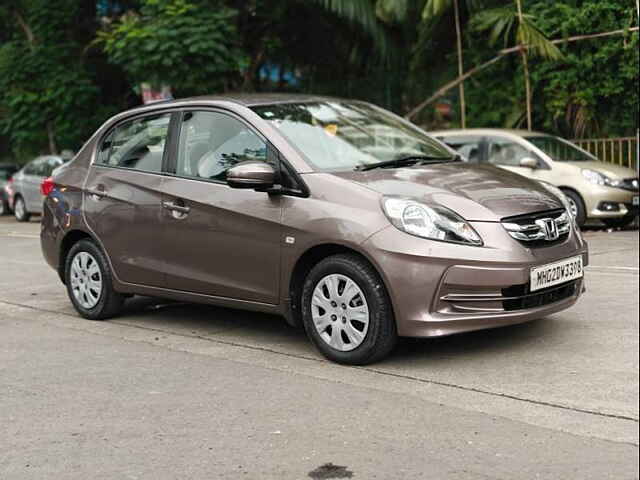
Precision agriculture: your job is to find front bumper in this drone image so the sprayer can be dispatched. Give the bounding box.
[363,221,588,337]
[583,185,639,218]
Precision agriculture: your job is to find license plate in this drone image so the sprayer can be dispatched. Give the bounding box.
[633,196,639,206]
[530,255,583,292]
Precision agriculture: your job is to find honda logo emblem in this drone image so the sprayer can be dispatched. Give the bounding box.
[535,218,559,241]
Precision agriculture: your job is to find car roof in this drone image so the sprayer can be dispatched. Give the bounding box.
[429,128,550,138]
[120,93,350,116]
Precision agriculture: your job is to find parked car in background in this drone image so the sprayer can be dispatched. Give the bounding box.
[11,155,68,221]
[0,163,19,215]
[41,95,587,365]
[433,129,639,228]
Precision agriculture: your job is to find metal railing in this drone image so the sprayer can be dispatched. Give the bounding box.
[571,137,638,170]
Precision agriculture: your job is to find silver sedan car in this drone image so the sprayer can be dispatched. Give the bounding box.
[11,155,67,221]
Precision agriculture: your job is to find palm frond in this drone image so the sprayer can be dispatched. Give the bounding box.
[518,17,562,59]
[471,7,516,47]
[422,0,451,19]
[376,0,409,24]
[310,0,390,57]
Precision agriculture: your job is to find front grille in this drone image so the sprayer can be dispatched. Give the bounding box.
[501,208,570,245]
[619,177,639,192]
[502,281,577,311]
[438,279,579,314]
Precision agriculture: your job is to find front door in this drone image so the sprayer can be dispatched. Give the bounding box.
[83,112,173,287]
[160,110,282,304]
[486,136,554,183]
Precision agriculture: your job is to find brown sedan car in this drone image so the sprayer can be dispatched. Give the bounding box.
[41,94,588,364]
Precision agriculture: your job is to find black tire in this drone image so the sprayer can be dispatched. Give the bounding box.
[64,239,124,320]
[13,195,31,222]
[0,198,7,216]
[301,254,397,365]
[602,215,637,229]
[561,189,586,227]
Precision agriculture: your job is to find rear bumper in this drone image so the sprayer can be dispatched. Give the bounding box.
[363,222,588,338]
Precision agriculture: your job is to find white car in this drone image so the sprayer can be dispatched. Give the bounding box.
[433,129,639,227]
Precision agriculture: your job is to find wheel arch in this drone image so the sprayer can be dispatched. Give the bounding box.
[58,229,96,283]
[286,242,393,328]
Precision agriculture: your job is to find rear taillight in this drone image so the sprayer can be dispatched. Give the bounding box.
[41,176,55,196]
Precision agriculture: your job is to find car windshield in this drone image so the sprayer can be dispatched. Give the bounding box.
[525,135,596,162]
[252,101,453,171]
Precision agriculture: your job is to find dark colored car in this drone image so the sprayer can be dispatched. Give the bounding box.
[0,163,19,216]
[40,95,588,364]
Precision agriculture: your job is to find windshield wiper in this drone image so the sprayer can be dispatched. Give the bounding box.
[354,155,458,172]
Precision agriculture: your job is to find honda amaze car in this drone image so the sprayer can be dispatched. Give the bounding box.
[41,95,588,365]
[433,129,639,228]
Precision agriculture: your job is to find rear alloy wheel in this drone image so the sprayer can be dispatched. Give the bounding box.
[65,239,124,320]
[602,215,637,229]
[14,196,30,222]
[301,254,397,365]
[0,199,7,216]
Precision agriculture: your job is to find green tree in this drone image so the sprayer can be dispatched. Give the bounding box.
[0,1,100,158]
[96,0,244,95]
[472,0,561,130]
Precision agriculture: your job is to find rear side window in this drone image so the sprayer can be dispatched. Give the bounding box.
[96,113,171,173]
[176,111,268,182]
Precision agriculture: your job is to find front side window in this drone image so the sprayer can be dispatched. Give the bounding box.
[97,113,171,173]
[176,111,267,182]
[252,101,452,171]
[487,138,533,167]
[23,159,41,175]
[525,135,596,162]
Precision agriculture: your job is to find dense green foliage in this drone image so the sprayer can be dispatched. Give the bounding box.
[97,0,243,94]
[0,0,637,162]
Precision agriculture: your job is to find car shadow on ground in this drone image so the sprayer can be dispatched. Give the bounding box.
[118,295,555,364]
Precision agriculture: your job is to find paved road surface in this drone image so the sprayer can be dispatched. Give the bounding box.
[1,217,638,479]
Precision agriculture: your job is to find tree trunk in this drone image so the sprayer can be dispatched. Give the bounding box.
[404,26,638,120]
[242,47,265,92]
[515,0,532,130]
[453,0,466,128]
[47,122,58,155]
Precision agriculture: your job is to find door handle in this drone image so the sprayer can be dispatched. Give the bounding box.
[87,185,107,200]
[162,201,190,214]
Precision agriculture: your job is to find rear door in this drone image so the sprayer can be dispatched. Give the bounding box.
[159,109,283,304]
[84,111,174,287]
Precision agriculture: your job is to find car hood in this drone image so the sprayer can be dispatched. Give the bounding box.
[563,160,637,179]
[331,163,563,222]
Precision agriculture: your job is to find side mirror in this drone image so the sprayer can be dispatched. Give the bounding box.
[227,161,275,190]
[519,157,538,169]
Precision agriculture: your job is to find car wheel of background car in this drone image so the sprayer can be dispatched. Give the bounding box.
[602,215,636,229]
[0,199,7,216]
[13,196,30,222]
[560,189,586,227]
[301,253,397,365]
[65,239,124,320]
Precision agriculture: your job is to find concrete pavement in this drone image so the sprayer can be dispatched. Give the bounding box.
[0,217,638,479]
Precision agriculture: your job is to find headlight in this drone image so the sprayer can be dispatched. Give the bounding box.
[582,169,621,187]
[382,197,482,245]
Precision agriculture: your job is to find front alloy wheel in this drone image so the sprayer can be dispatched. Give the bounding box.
[302,254,397,365]
[311,274,370,352]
